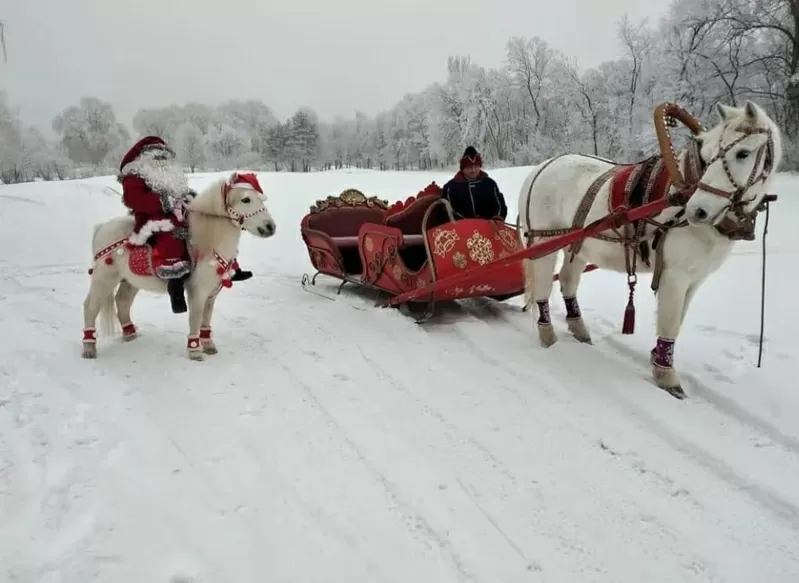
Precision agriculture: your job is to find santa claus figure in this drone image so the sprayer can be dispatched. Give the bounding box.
[119,136,252,314]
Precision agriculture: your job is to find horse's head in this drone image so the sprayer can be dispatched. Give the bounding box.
[684,100,782,228]
[221,172,277,238]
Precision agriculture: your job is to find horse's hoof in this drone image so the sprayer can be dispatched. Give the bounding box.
[653,365,685,398]
[538,324,557,348]
[122,333,138,343]
[188,351,204,361]
[566,318,592,344]
[661,385,687,399]
[202,345,218,355]
[81,344,97,359]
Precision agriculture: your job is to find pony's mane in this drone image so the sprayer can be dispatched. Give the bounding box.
[189,177,227,217]
[187,177,237,255]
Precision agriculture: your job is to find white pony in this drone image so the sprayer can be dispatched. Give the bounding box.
[82,172,277,360]
[518,101,782,398]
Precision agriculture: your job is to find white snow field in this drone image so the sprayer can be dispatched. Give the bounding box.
[1,167,799,583]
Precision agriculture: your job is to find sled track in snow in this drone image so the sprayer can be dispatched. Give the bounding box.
[453,296,799,452]
[395,296,799,531]
[601,331,799,455]
[243,314,500,581]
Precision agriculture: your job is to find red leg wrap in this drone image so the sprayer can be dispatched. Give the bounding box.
[199,327,212,340]
[83,328,97,343]
[187,336,201,350]
[121,322,137,337]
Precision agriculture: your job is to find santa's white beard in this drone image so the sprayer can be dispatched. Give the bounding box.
[122,152,190,199]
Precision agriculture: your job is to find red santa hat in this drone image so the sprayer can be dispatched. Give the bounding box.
[226,172,263,195]
[119,136,173,171]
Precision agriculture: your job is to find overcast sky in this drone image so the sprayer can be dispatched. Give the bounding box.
[3,0,667,129]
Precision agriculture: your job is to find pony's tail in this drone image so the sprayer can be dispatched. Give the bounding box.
[90,223,120,339]
[97,285,119,339]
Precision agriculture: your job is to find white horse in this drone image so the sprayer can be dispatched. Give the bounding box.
[518,101,782,398]
[82,172,277,360]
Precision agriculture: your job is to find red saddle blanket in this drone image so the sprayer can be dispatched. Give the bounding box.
[608,157,671,213]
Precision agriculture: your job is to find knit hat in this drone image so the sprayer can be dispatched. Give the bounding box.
[460,146,482,169]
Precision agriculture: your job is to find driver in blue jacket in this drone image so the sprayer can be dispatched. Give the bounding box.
[441,146,508,221]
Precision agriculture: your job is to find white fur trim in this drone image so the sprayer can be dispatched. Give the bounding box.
[234,182,258,191]
[128,219,175,245]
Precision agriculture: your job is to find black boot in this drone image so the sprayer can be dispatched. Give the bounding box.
[167,278,188,314]
[230,268,253,282]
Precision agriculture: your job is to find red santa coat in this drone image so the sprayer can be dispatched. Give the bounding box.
[118,136,193,246]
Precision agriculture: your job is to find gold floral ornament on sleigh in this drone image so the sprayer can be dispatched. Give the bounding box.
[309,188,389,213]
[432,228,460,258]
[466,231,495,265]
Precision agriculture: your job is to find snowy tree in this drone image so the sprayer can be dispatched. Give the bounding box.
[213,99,277,163]
[288,108,320,172]
[174,122,206,172]
[52,97,129,167]
[132,107,175,142]
[0,92,72,183]
[47,0,796,177]
[205,123,250,169]
[265,122,291,171]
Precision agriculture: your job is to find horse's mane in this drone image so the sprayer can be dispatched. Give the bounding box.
[187,177,237,255]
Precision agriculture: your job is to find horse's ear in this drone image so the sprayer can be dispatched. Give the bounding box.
[716,102,735,122]
[744,100,759,120]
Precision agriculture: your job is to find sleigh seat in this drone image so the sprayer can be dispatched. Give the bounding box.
[381,183,449,271]
[300,189,391,278]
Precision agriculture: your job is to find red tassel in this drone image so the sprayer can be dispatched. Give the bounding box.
[216,266,225,275]
[622,274,637,335]
[221,279,232,288]
[104,256,113,265]
[622,297,635,334]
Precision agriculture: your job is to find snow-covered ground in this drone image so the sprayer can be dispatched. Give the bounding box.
[2,167,799,583]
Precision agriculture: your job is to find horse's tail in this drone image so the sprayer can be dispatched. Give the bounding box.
[517,213,536,312]
[517,181,536,313]
[522,252,536,313]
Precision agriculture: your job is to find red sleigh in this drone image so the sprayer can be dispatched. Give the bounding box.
[300,183,592,319]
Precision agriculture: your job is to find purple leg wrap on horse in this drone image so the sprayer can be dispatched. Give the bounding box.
[651,337,675,368]
[536,300,551,325]
[564,296,581,320]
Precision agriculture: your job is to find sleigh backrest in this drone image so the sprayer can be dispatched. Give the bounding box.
[384,182,443,234]
[301,189,388,238]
